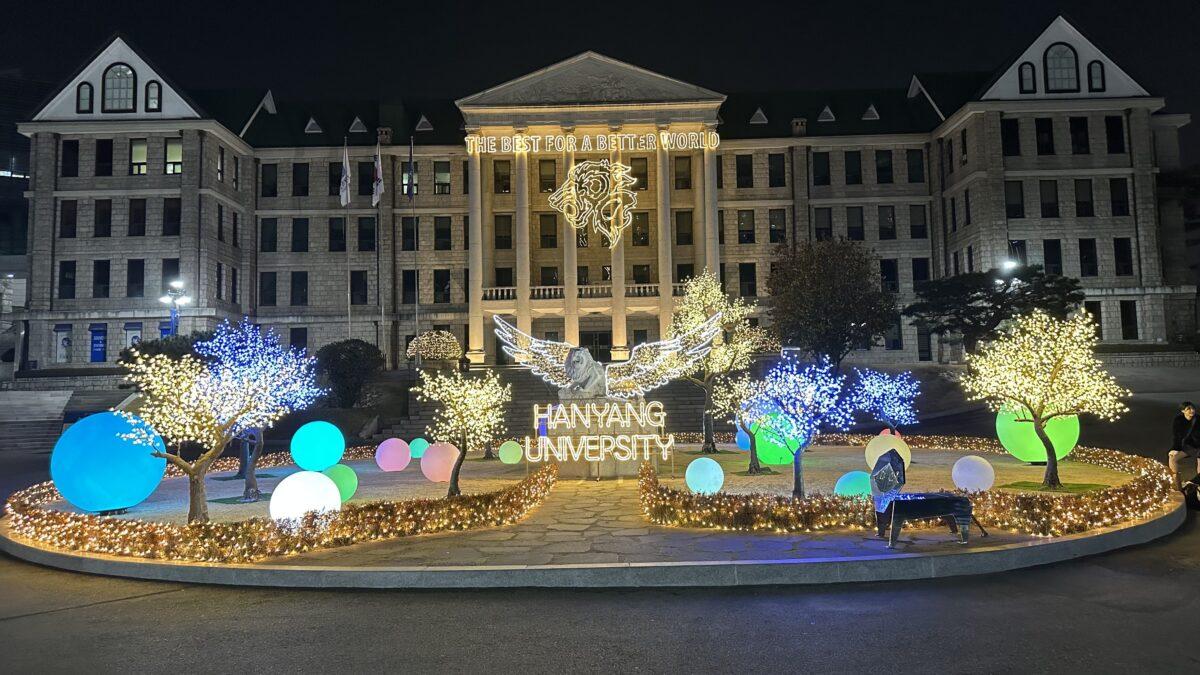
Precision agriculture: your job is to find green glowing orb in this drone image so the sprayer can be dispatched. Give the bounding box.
[995,410,1079,463]
[322,463,359,502]
[834,470,872,498]
[409,437,430,459]
[750,413,803,465]
[498,440,524,465]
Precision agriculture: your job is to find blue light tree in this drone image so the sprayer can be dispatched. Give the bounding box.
[852,368,920,433]
[760,356,857,498]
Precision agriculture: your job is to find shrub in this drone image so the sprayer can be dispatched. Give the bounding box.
[316,339,386,407]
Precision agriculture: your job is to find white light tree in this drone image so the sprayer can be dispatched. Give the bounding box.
[711,373,772,475]
[852,368,920,433]
[960,310,1130,488]
[413,369,511,497]
[119,320,323,523]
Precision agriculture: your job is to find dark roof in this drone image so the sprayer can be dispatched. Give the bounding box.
[187,89,270,137]
[400,98,465,146]
[241,97,393,148]
[719,89,942,139]
[911,72,992,117]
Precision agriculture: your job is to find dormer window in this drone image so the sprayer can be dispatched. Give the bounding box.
[1018,62,1037,94]
[76,82,93,113]
[1043,43,1079,93]
[102,63,136,112]
[145,81,161,112]
[1087,60,1106,92]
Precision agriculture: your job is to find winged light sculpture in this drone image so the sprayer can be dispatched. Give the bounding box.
[493,314,722,400]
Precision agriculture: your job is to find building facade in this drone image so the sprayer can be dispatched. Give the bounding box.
[11,17,1195,375]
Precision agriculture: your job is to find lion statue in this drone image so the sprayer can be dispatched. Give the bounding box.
[562,347,608,399]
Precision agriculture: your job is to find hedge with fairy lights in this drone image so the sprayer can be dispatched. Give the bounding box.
[406,330,463,362]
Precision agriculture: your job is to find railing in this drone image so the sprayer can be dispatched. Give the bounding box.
[530,285,564,300]
[482,287,516,301]
[625,283,659,298]
[671,283,688,296]
[578,284,612,299]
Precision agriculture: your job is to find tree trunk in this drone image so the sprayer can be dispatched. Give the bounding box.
[242,433,264,502]
[791,446,806,499]
[187,472,209,524]
[701,385,717,454]
[483,444,496,460]
[1033,420,1063,489]
[447,434,468,497]
[743,420,763,475]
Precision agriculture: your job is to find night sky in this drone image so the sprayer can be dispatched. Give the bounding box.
[4,0,1198,163]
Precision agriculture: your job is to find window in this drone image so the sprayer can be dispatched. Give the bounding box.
[95,139,113,176]
[813,152,831,186]
[232,213,239,247]
[717,211,724,245]
[350,270,368,305]
[715,156,723,189]
[216,205,224,242]
[1114,238,1134,276]
[354,216,376,252]
[1001,118,1021,156]
[165,138,182,174]
[402,216,418,251]
[463,216,469,249]
[292,162,309,196]
[964,189,972,225]
[230,268,238,303]
[1043,239,1063,276]
[59,200,77,238]
[233,156,240,190]
[909,205,927,239]
[1069,117,1090,154]
[875,150,893,184]
[401,270,418,304]
[676,210,694,245]
[844,151,862,185]
[1085,301,1103,338]
[1009,239,1028,266]
[1105,116,1126,153]
[1019,62,1037,93]
[127,259,144,298]
[846,206,864,241]
[879,259,899,292]
[1120,300,1139,340]
[328,217,346,252]
[675,156,692,190]
[668,263,691,283]
[291,218,309,252]
[738,262,757,296]
[435,161,452,194]
[905,149,924,183]
[128,198,146,236]
[261,164,278,197]
[1044,43,1079,92]
[737,210,755,244]
[494,215,512,249]
[950,197,957,231]
[328,162,342,196]
[102,64,136,112]
[1075,179,1095,217]
[814,207,833,241]
[1005,181,1025,218]
[1087,60,1106,92]
[215,263,224,301]
[357,161,373,196]
[493,160,511,193]
[967,245,975,272]
[435,216,452,250]
[94,199,111,237]
[163,198,180,236]
[1039,180,1060,218]
[537,159,555,193]
[578,266,590,285]
[1110,177,1130,216]
[1035,118,1055,155]
[145,81,161,112]
[495,267,513,287]
[953,251,960,276]
[768,153,785,187]
[878,205,896,240]
[61,140,79,177]
[960,129,968,165]
[735,154,754,188]
[58,261,76,299]
[630,158,648,190]
[945,140,953,175]
[92,260,110,298]
[161,258,179,293]
[535,266,558,287]
[912,257,930,283]
[632,265,651,285]
[463,160,469,194]
[539,214,557,249]
[289,328,307,351]
[261,218,277,252]
[632,212,650,246]
[769,209,786,243]
[290,271,308,305]
[76,82,93,113]
[129,139,147,175]
[885,320,903,351]
[433,270,451,303]
[1079,238,1098,277]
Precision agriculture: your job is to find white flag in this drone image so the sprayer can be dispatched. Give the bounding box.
[372,143,384,207]
[339,143,352,207]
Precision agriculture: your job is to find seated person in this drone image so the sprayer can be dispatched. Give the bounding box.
[1168,401,1200,490]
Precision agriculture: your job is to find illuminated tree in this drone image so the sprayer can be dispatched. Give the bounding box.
[671,270,776,453]
[761,356,857,497]
[119,320,323,523]
[711,373,773,474]
[406,330,463,362]
[960,311,1130,488]
[852,368,920,432]
[414,369,511,496]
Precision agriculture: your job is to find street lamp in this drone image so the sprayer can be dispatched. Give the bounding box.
[158,279,191,336]
[1001,259,1019,272]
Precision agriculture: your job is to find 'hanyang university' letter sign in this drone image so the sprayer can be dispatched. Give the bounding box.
[524,400,674,478]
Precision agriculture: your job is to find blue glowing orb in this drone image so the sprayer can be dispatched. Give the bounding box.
[50,412,166,513]
[290,421,345,471]
[685,457,725,495]
[735,428,751,450]
[409,437,430,459]
[834,470,872,498]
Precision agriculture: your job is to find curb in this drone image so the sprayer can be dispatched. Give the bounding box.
[0,496,1185,589]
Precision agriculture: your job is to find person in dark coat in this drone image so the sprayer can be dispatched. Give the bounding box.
[1168,401,1200,490]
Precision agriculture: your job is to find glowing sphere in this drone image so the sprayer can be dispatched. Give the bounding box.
[865,434,912,470]
[50,412,167,513]
[834,470,872,498]
[685,457,725,495]
[420,442,459,483]
[269,470,342,521]
[995,411,1079,463]
[290,421,345,471]
[409,437,430,459]
[375,438,412,472]
[952,455,996,492]
[735,428,751,450]
[498,440,523,464]
[751,413,804,465]
[322,463,359,502]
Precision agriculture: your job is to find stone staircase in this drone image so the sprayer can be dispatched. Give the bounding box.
[0,390,72,453]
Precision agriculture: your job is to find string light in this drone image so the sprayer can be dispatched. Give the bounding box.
[406,330,463,361]
[852,368,920,430]
[413,369,511,453]
[548,159,638,248]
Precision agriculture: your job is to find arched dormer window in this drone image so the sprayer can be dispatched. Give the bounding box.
[145,81,161,112]
[1018,62,1037,94]
[1087,60,1106,92]
[76,82,93,113]
[102,63,136,112]
[1043,43,1079,93]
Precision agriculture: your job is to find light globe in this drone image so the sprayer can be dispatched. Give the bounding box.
[420,442,459,482]
[322,464,359,502]
[269,470,342,521]
[498,440,523,464]
[865,433,911,470]
[952,455,996,492]
[375,438,412,472]
[290,421,345,471]
[50,412,167,513]
[685,456,725,495]
[409,437,430,459]
[834,470,872,498]
[995,410,1079,463]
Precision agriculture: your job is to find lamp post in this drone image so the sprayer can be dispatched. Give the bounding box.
[158,279,192,336]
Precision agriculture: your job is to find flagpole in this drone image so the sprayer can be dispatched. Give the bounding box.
[344,138,351,341]
[410,135,419,350]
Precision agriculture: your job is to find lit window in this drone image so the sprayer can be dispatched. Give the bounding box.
[76,83,93,113]
[1044,44,1078,92]
[129,139,147,175]
[145,81,161,112]
[165,139,182,174]
[102,64,136,112]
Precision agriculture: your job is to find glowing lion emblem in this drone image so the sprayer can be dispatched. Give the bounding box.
[548,159,638,249]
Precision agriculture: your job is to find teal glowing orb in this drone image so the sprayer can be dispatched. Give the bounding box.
[751,413,803,465]
[50,412,166,513]
[290,421,345,471]
[322,463,358,502]
[735,428,751,450]
[409,437,430,459]
[685,456,725,495]
[498,440,523,464]
[995,410,1079,463]
[834,471,872,498]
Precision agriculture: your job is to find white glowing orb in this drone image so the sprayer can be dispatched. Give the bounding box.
[269,470,342,521]
[952,455,996,492]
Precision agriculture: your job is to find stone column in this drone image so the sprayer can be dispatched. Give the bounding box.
[466,148,485,363]
[562,140,580,345]
[655,128,674,339]
[610,142,629,361]
[702,128,720,275]
[514,146,531,334]
[692,148,707,273]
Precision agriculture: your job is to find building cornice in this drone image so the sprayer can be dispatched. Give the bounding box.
[18,119,253,154]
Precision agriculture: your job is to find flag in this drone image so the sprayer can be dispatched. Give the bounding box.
[339,142,352,207]
[371,143,385,207]
[406,136,414,201]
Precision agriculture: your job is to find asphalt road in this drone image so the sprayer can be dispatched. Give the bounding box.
[1,379,1198,673]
